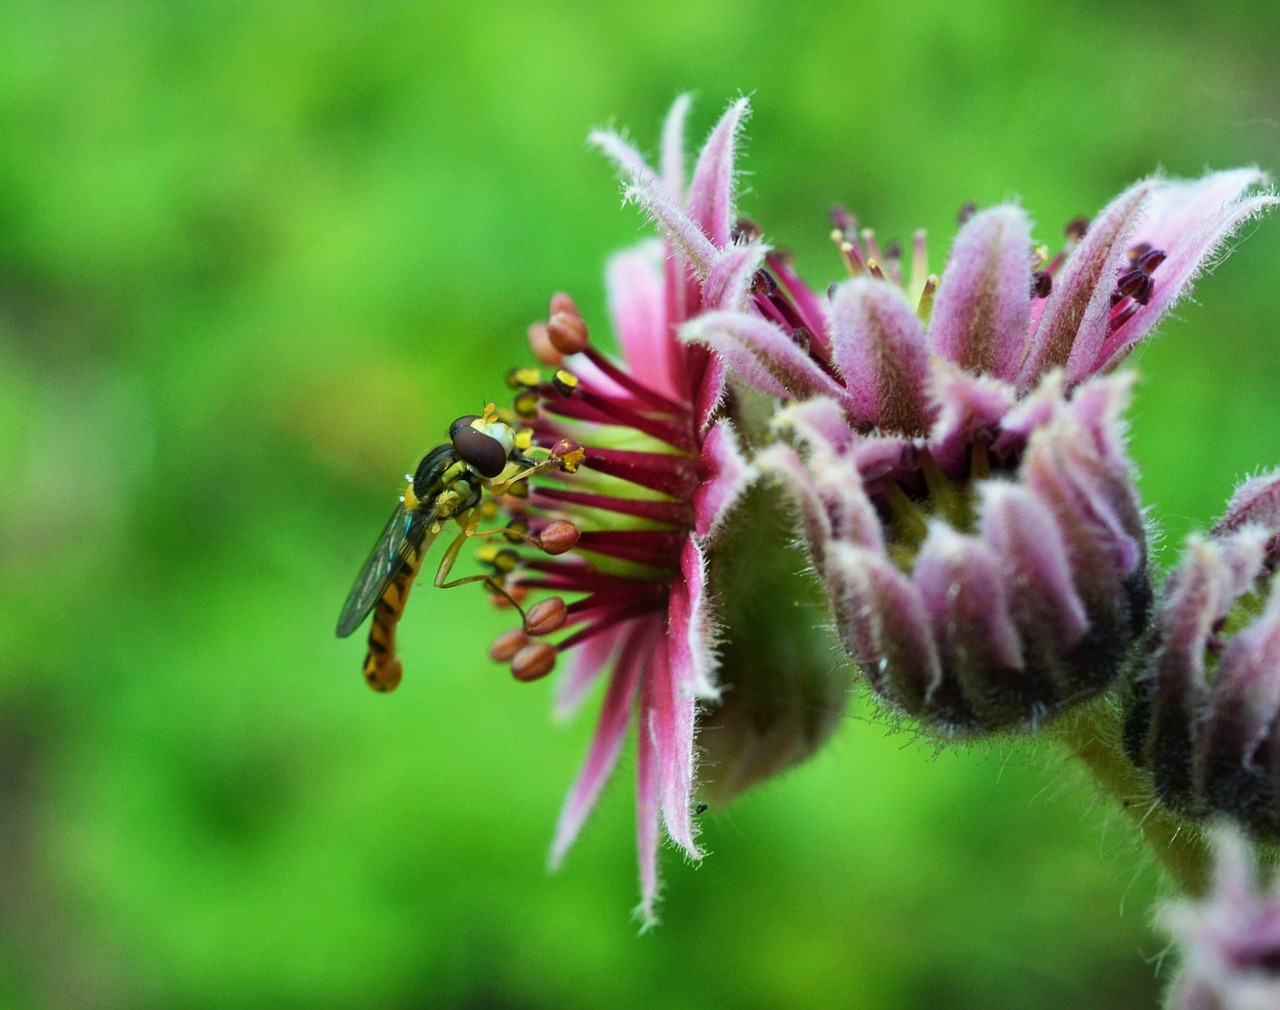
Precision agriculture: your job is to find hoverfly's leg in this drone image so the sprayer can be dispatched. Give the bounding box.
[488,440,585,495]
[363,544,424,693]
[488,457,560,494]
[433,510,532,627]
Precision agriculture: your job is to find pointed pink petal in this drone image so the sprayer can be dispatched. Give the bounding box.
[552,624,624,720]
[1090,190,1278,374]
[1204,578,1280,771]
[828,278,933,435]
[606,243,681,401]
[980,482,1088,647]
[688,97,749,248]
[828,542,942,715]
[625,180,718,279]
[1018,179,1157,390]
[588,128,659,189]
[681,310,848,402]
[929,205,1034,382]
[646,638,700,859]
[771,396,857,455]
[1022,416,1144,588]
[926,365,1017,476]
[1215,527,1272,599]
[1137,168,1271,253]
[693,352,727,434]
[549,625,647,869]
[634,680,661,929]
[1067,372,1136,474]
[660,94,693,202]
[914,523,1023,671]
[702,240,767,312]
[1214,469,1280,538]
[993,370,1065,453]
[693,420,752,541]
[755,443,836,571]
[669,537,718,698]
[1145,538,1236,774]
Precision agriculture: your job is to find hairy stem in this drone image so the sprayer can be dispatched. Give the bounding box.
[1053,697,1211,896]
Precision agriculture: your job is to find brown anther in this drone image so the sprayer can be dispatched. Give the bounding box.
[549,292,579,317]
[490,628,530,662]
[790,326,812,354]
[1136,248,1166,274]
[1128,241,1152,264]
[957,201,977,226]
[537,519,580,556]
[731,218,763,242]
[492,585,530,610]
[1031,270,1053,299]
[750,269,776,296]
[1064,216,1090,242]
[547,311,589,355]
[511,642,557,682]
[527,322,564,367]
[1116,267,1151,300]
[524,596,568,636]
[550,439,585,472]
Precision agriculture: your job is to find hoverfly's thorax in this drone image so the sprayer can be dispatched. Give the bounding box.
[411,443,459,504]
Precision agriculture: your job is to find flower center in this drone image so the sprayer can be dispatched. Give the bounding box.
[482,295,700,681]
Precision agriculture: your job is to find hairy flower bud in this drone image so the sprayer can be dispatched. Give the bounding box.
[696,482,853,805]
[757,372,1150,735]
[1160,826,1280,1010]
[1124,476,1280,838]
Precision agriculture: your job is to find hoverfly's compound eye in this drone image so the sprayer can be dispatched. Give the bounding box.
[451,423,509,479]
[448,414,481,440]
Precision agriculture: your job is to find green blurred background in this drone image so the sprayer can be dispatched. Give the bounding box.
[2,3,1278,1008]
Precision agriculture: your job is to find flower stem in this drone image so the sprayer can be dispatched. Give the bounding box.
[1053,696,1210,896]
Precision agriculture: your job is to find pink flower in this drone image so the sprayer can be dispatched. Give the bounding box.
[684,170,1275,734]
[488,97,757,924]
[1161,826,1280,1010]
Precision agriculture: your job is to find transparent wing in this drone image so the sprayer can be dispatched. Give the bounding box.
[335,502,435,638]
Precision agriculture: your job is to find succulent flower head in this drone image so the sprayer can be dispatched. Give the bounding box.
[687,170,1275,734]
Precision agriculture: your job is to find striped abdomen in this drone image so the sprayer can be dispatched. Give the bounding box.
[363,544,425,692]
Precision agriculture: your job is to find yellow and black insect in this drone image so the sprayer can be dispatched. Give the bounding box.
[336,406,568,692]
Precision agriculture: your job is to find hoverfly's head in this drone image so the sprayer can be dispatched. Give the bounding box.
[449,406,517,480]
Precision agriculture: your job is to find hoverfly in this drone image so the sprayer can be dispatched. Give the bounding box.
[336,405,573,692]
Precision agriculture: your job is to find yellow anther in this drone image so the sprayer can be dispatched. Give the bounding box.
[552,369,579,397]
[558,446,586,473]
[507,366,542,389]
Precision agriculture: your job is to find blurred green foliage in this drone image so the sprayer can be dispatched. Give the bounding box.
[1,2,1278,1008]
